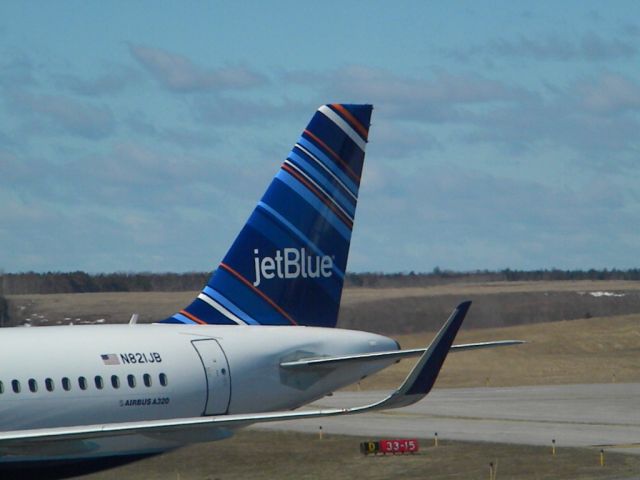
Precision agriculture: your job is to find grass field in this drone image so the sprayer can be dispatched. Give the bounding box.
[356,313,640,390]
[76,429,640,480]
[341,280,640,302]
[339,281,640,334]
[7,279,640,332]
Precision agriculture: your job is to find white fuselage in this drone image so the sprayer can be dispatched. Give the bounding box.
[0,324,397,462]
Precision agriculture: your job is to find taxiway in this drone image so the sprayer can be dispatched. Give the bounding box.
[261,383,640,454]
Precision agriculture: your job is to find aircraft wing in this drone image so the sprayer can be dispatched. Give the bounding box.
[0,301,473,448]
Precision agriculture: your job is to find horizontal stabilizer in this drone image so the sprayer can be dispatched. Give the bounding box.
[280,339,524,368]
[451,339,525,351]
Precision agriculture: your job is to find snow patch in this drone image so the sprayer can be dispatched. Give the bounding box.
[578,291,626,298]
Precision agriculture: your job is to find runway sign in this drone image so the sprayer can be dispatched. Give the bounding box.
[360,439,419,455]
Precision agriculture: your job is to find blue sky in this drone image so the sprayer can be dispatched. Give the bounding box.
[2,1,640,273]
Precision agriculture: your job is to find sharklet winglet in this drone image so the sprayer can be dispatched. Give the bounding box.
[369,300,471,409]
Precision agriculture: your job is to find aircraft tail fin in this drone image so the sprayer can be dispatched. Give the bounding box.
[162,104,373,327]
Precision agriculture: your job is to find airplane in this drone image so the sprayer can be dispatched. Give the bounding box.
[0,104,521,478]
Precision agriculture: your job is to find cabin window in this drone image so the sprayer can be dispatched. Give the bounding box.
[78,376,88,390]
[159,373,168,387]
[45,378,54,392]
[127,374,136,388]
[12,380,21,394]
[111,375,120,389]
[95,376,104,390]
[62,377,71,391]
[28,378,38,393]
[0,380,3,394]
[143,373,152,387]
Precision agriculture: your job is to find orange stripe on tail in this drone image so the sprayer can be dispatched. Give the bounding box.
[179,309,207,325]
[304,129,360,183]
[219,263,298,325]
[282,163,353,229]
[332,104,369,141]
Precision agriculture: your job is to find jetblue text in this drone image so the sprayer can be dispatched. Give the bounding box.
[253,248,333,287]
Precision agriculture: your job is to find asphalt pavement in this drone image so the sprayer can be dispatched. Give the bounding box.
[259,383,640,454]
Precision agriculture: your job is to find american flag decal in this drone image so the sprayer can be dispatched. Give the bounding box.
[101,354,120,365]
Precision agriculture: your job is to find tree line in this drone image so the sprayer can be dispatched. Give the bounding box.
[1,268,639,295]
[0,271,209,295]
[346,268,640,287]
[0,295,8,326]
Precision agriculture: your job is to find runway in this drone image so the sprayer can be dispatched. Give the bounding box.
[259,383,640,454]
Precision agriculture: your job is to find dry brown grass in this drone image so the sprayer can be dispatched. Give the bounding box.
[78,430,640,480]
[340,282,640,334]
[8,280,640,331]
[6,291,195,325]
[341,280,640,305]
[355,313,640,391]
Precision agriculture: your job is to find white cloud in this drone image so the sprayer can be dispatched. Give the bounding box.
[576,73,640,114]
[352,163,639,271]
[0,55,37,88]
[126,111,218,148]
[193,96,310,125]
[459,72,640,162]
[53,66,139,96]
[446,31,637,62]
[289,66,528,112]
[128,44,267,93]
[6,90,115,139]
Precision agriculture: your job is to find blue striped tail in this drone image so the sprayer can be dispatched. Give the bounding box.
[162,104,373,327]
